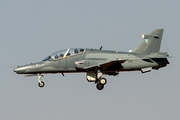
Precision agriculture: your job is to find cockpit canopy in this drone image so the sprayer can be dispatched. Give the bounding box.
[42,48,85,61]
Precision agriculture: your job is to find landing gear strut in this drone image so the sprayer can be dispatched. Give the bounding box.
[38,74,45,88]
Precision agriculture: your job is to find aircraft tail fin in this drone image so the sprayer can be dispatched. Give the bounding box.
[133,29,164,53]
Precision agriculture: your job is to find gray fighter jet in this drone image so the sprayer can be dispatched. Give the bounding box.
[14,29,170,90]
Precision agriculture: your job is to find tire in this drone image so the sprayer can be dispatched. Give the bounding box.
[96,83,104,90]
[38,81,45,88]
[99,78,107,85]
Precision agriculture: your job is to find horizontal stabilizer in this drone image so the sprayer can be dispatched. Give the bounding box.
[142,52,169,59]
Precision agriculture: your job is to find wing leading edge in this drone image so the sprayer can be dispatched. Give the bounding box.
[75,59,126,72]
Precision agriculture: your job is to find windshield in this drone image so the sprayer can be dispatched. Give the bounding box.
[42,56,52,61]
[42,48,85,61]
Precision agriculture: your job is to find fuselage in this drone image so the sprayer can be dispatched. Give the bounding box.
[14,48,169,75]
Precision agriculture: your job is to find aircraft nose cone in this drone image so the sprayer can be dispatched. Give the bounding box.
[14,66,26,74]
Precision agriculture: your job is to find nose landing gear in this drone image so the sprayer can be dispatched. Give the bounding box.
[38,74,45,88]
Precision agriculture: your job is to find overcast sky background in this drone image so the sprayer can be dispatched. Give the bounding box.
[0,0,180,120]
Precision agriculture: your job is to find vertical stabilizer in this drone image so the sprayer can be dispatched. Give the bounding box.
[133,29,164,53]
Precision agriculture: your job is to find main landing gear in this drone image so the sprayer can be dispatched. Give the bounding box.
[38,74,45,88]
[86,71,108,90]
[96,77,107,90]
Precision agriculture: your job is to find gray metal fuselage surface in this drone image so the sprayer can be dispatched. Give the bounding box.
[14,29,170,90]
[14,49,168,74]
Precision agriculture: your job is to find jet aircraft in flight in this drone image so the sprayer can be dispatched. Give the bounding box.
[14,29,170,90]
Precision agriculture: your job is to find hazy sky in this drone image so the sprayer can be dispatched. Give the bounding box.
[1,0,180,120]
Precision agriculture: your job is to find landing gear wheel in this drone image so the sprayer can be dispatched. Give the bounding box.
[99,78,107,85]
[38,81,45,88]
[96,83,104,90]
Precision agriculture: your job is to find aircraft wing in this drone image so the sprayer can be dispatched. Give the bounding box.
[75,59,126,71]
[99,60,126,71]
